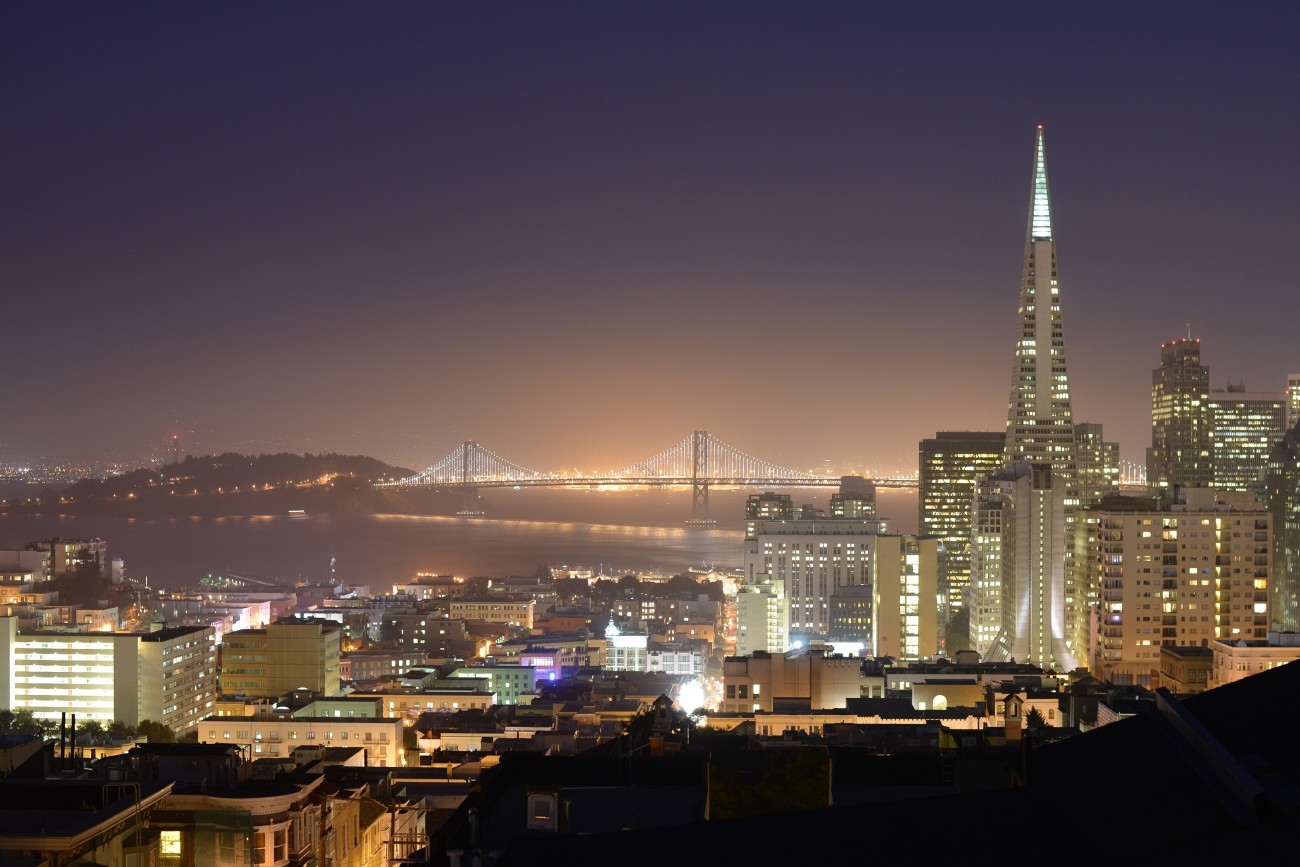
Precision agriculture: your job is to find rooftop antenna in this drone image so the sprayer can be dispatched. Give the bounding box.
[1186,322,1192,339]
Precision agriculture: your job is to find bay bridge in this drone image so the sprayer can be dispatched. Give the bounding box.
[376,430,919,522]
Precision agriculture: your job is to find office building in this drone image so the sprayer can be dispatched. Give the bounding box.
[830,476,876,518]
[1076,491,1271,687]
[980,125,1079,672]
[219,619,342,698]
[918,431,1004,623]
[1209,385,1288,493]
[1264,423,1300,631]
[1074,422,1119,505]
[871,534,939,661]
[1287,372,1300,431]
[0,617,217,733]
[1147,337,1213,492]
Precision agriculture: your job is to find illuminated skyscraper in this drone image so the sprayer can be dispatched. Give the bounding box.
[1209,385,1288,494]
[1264,423,1300,632]
[1004,125,1076,475]
[918,430,1004,642]
[1287,373,1300,431]
[1074,422,1119,506]
[1147,337,1213,492]
[984,125,1079,671]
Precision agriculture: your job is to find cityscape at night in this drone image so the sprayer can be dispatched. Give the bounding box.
[2,4,1299,865]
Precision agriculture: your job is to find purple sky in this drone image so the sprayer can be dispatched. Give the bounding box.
[4,3,1298,477]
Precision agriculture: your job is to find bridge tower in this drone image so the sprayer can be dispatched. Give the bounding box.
[691,430,711,523]
[458,440,482,516]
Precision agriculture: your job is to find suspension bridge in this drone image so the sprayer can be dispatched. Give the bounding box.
[376,430,918,522]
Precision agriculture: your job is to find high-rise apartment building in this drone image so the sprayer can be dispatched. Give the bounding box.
[1147,337,1213,493]
[1209,386,1288,494]
[1076,492,1271,687]
[981,125,1079,672]
[1264,425,1300,632]
[0,618,217,732]
[1074,422,1119,506]
[735,573,788,655]
[918,431,1004,619]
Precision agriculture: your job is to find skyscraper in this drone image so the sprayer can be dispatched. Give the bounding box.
[1264,423,1300,632]
[1004,125,1076,476]
[983,125,1079,671]
[1147,337,1213,492]
[918,430,1004,648]
[1287,373,1300,432]
[1209,385,1288,494]
[1074,422,1120,506]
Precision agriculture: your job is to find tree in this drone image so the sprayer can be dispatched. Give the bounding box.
[1024,707,1048,730]
[136,719,176,743]
[78,720,106,743]
[107,720,136,740]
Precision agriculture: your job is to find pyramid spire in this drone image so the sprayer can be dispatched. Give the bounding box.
[1029,124,1052,241]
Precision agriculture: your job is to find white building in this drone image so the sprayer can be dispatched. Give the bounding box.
[0,617,217,733]
[735,573,787,655]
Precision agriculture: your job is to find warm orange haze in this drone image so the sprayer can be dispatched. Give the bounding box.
[3,4,1300,865]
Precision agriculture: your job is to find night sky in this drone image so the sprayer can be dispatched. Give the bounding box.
[5,3,1298,477]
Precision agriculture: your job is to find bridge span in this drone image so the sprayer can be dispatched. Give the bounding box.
[376,430,918,521]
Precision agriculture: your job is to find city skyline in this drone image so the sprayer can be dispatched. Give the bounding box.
[5,4,1299,475]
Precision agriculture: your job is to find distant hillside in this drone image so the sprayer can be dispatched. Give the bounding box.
[0,452,462,518]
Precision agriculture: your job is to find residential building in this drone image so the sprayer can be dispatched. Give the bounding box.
[448,596,535,629]
[871,534,939,661]
[1076,491,1271,687]
[735,573,787,655]
[0,617,217,732]
[199,713,405,765]
[1209,631,1300,688]
[1158,645,1213,695]
[1147,337,1213,493]
[720,647,866,713]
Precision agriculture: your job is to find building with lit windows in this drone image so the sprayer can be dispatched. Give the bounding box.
[0,617,217,733]
[745,491,794,538]
[1209,385,1288,494]
[1074,422,1119,506]
[219,619,342,698]
[968,473,1008,658]
[720,647,866,713]
[744,516,883,647]
[448,596,535,629]
[1287,373,1300,431]
[1076,491,1271,687]
[871,535,939,661]
[1208,631,1300,688]
[735,573,787,655]
[1147,337,1213,493]
[199,713,405,765]
[978,126,1080,674]
[918,430,1004,628]
[1264,423,1300,632]
[830,476,876,518]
